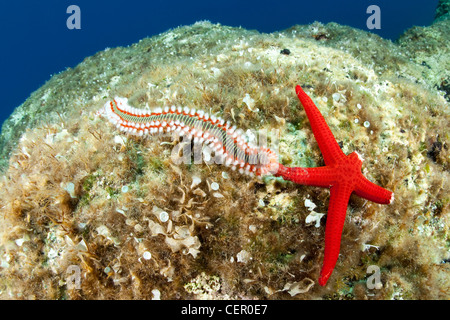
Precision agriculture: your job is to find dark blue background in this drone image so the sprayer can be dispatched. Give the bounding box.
[0,0,439,127]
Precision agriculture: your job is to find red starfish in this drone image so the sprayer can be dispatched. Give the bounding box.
[275,85,394,286]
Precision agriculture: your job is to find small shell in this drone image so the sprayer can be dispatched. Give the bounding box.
[243,93,255,111]
[143,251,152,260]
[151,289,161,300]
[236,250,251,263]
[191,176,201,189]
[211,182,219,191]
[64,182,76,198]
[193,188,207,197]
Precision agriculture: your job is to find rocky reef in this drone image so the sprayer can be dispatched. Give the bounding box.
[0,12,448,299]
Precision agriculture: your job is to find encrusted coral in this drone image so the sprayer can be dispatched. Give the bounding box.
[0,18,448,299]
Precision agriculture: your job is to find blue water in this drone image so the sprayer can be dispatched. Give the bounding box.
[0,0,439,128]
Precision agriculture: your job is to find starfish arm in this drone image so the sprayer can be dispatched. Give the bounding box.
[275,164,335,188]
[295,85,346,166]
[354,175,394,204]
[318,183,353,286]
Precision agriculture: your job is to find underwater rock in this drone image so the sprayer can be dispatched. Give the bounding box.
[0,18,448,300]
[435,0,450,22]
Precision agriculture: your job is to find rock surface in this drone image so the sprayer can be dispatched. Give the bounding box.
[0,16,448,299]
